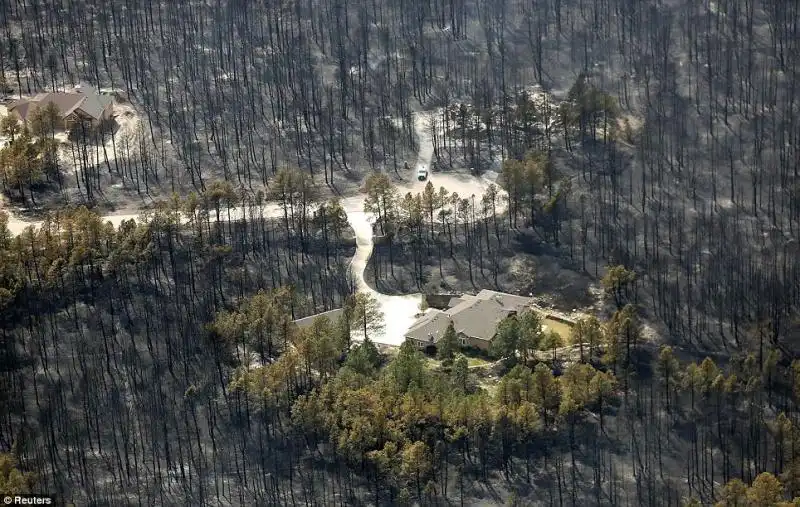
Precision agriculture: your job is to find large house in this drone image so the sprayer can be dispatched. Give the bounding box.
[404,290,533,351]
[8,82,113,131]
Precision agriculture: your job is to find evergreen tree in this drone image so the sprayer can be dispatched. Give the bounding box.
[389,340,427,392]
[517,310,543,364]
[747,473,785,507]
[345,336,382,376]
[451,356,470,393]
[0,454,34,494]
[490,315,519,361]
[541,329,563,363]
[601,265,636,307]
[437,320,458,364]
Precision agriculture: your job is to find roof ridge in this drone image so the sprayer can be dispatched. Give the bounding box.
[62,96,87,117]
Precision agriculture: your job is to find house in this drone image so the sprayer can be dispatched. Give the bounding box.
[404,290,533,351]
[7,82,113,131]
[292,308,345,329]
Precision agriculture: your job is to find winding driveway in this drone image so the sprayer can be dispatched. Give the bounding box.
[2,110,506,345]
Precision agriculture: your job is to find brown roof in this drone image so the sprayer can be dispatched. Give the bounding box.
[8,84,111,122]
[9,101,33,120]
[10,93,82,121]
[406,290,533,344]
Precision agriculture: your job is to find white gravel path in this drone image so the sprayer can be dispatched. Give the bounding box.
[2,110,507,345]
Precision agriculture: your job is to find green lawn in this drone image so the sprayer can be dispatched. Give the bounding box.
[540,316,575,342]
[465,355,492,368]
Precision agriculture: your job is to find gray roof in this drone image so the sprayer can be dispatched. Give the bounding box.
[405,310,452,344]
[406,290,532,344]
[446,290,531,308]
[473,289,533,308]
[447,296,467,308]
[293,308,344,329]
[72,82,112,119]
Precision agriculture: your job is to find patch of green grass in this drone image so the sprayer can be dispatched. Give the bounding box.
[465,355,492,368]
[540,316,574,342]
[420,353,490,372]
[423,356,442,370]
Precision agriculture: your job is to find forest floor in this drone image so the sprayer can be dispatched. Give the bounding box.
[59,100,140,170]
[57,99,142,189]
[366,233,600,315]
[386,109,504,197]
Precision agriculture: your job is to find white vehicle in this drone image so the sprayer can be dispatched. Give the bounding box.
[417,165,428,181]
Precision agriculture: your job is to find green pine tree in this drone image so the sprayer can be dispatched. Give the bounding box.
[437,320,458,364]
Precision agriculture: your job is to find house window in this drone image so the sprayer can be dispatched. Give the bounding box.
[459,337,467,346]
